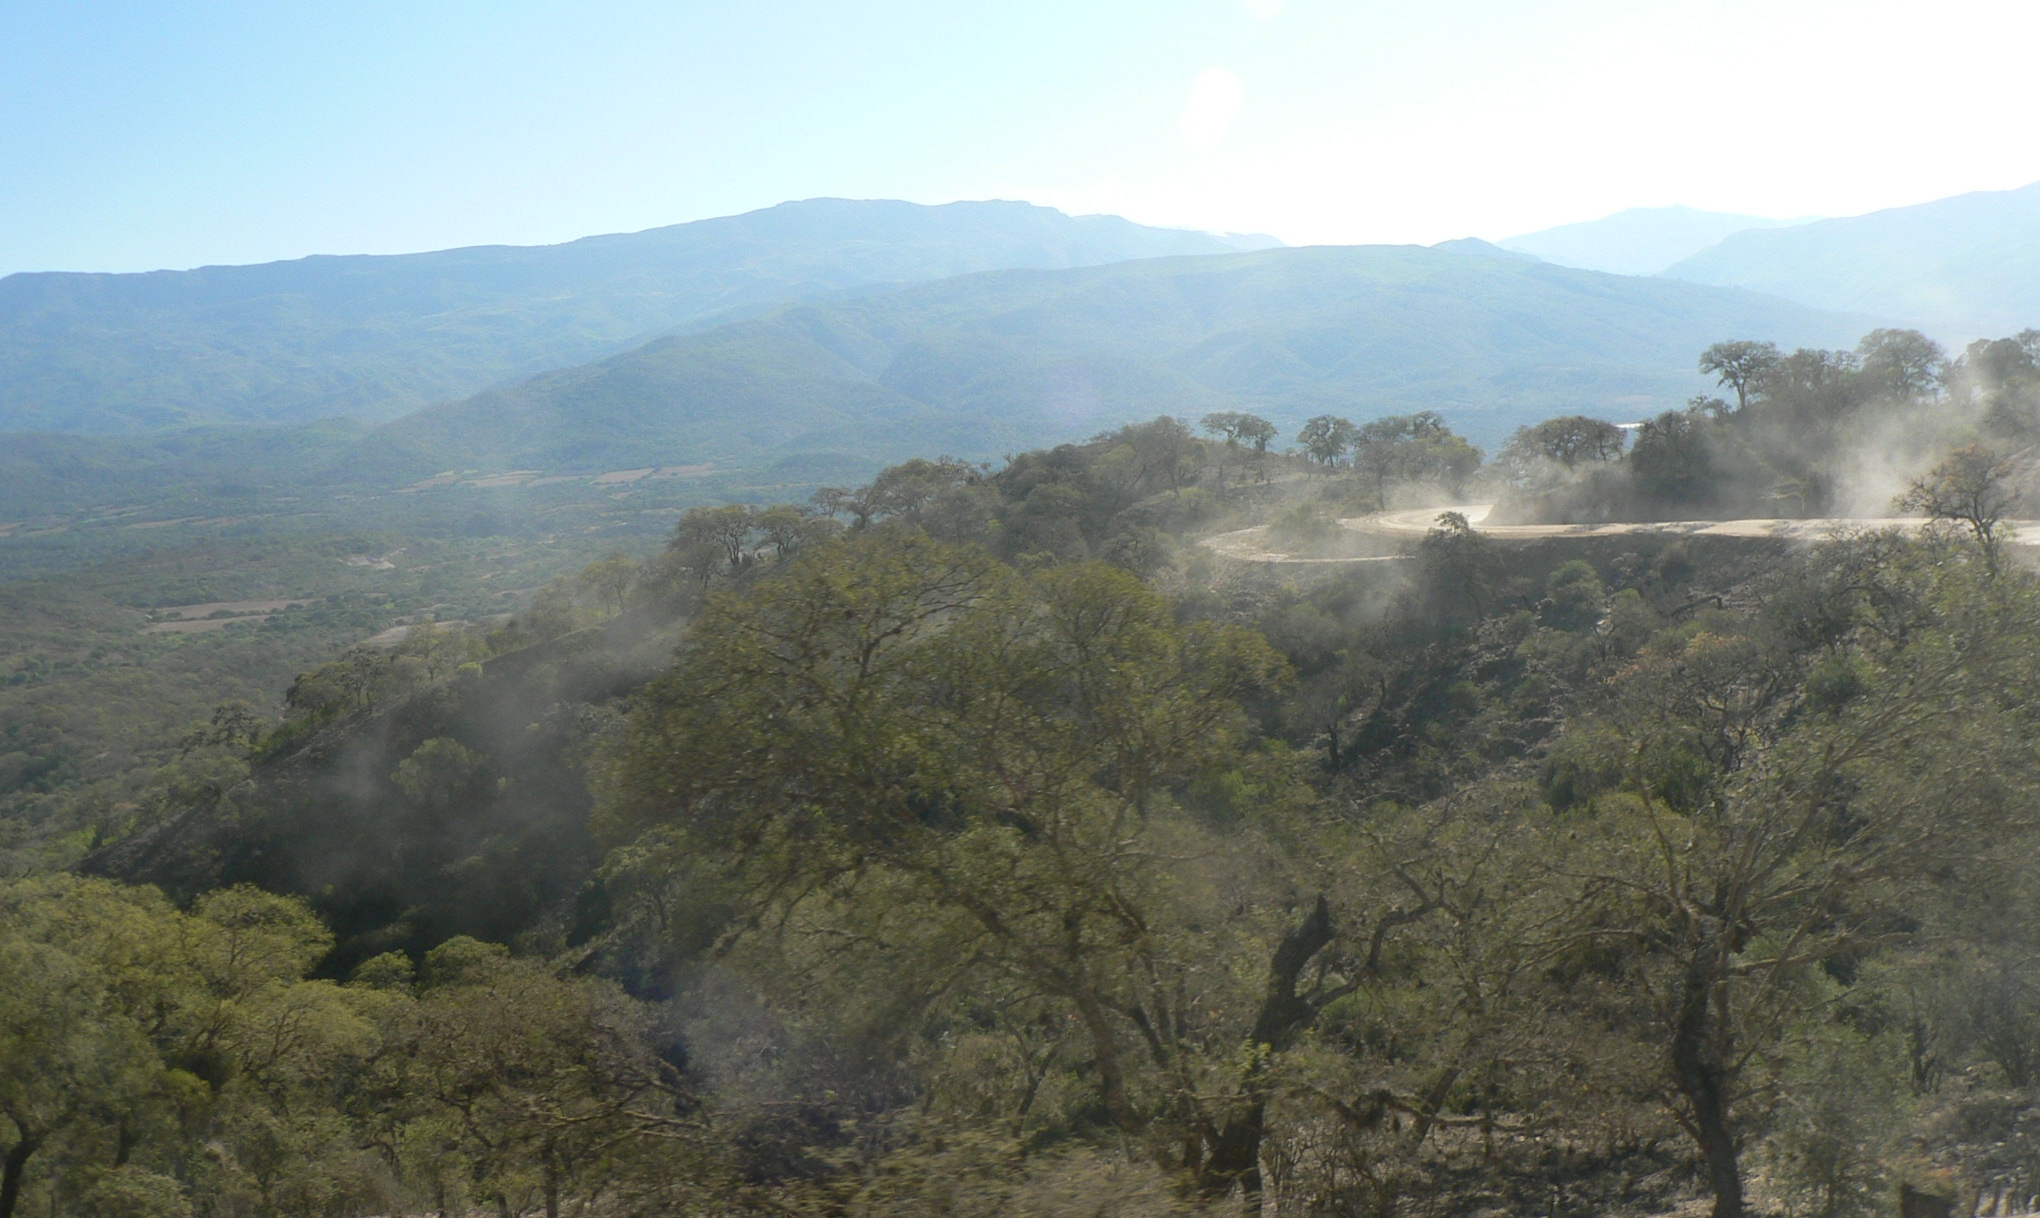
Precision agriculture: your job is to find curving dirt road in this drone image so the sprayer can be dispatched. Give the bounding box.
[1205,505,2038,565]
[1347,504,2007,542]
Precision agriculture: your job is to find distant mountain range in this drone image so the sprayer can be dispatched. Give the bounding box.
[1498,183,2040,344]
[342,239,1865,482]
[0,199,1273,434]
[1500,206,1809,276]
[18,181,2040,523]
[1662,181,2040,340]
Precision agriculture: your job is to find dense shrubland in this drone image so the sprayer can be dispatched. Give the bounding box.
[14,349,2040,1216]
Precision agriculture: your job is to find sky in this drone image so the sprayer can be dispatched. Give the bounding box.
[6,0,2040,276]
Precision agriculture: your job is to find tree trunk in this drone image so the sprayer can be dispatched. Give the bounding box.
[1074,992,1141,1135]
[1670,941,1743,1218]
[1197,897,1337,1201]
[1198,1098,1268,1208]
[0,1128,39,1218]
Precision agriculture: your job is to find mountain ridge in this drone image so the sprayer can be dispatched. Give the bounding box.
[1499,205,1810,276]
[1663,181,2040,338]
[344,241,1873,482]
[0,198,1269,434]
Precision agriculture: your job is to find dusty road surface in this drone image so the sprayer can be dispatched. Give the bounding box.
[1351,504,2040,543]
[1205,505,2040,565]
[1363,505,1891,541]
[1200,527,1402,564]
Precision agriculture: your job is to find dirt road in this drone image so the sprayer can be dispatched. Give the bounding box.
[1205,505,2038,565]
[1347,504,2008,542]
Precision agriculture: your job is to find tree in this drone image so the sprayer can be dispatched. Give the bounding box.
[1962,332,2040,390]
[1897,444,2019,574]
[1698,340,1781,413]
[1109,416,1201,495]
[575,553,640,617]
[599,533,1455,1201]
[177,701,265,755]
[1201,411,1277,452]
[1500,415,1626,473]
[1541,542,2040,1218]
[752,502,840,559]
[391,737,488,808]
[1297,415,1358,467]
[0,928,153,1218]
[1348,411,1482,506]
[1856,328,1947,401]
[658,503,756,592]
[1201,411,1278,487]
[1629,407,1717,510]
[815,458,981,530]
[0,879,358,1218]
[1417,511,1493,620]
[1953,334,2040,440]
[366,940,688,1218]
[1761,347,1867,452]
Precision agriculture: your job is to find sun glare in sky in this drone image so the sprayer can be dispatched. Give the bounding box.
[1178,69,1245,151]
[5,0,2040,273]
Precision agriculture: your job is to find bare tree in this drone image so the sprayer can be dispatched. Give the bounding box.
[1897,444,2019,574]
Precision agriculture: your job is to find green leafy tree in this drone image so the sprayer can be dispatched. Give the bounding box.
[1203,411,1279,488]
[1201,410,1277,453]
[1628,406,1718,510]
[665,503,757,588]
[1698,340,1781,412]
[815,458,982,530]
[575,553,640,617]
[1856,327,1947,402]
[752,502,841,559]
[365,939,690,1218]
[0,879,360,1218]
[1500,415,1627,477]
[598,534,1446,1200]
[1352,411,1482,506]
[1543,543,2040,1218]
[1297,414,1358,467]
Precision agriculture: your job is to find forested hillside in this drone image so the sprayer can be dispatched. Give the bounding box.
[12,340,2040,1214]
[0,199,1266,433]
[351,241,1865,482]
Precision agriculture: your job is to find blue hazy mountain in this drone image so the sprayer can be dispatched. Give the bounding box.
[1663,181,2040,340]
[1500,206,1809,276]
[349,240,1868,481]
[0,199,1273,434]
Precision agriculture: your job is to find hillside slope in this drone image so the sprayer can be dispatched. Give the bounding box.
[0,199,1267,433]
[352,240,1868,479]
[1500,205,1807,276]
[1663,181,2040,338]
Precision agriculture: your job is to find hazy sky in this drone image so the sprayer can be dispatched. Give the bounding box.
[7,0,2040,276]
